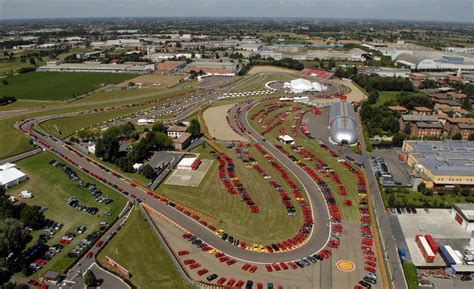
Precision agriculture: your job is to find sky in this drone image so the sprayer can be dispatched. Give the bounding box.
[0,0,473,23]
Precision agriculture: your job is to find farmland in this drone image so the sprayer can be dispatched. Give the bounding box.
[0,72,134,100]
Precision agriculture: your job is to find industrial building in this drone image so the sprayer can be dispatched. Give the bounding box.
[403,140,474,188]
[328,102,358,145]
[394,52,474,71]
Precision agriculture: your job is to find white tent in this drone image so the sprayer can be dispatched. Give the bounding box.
[289,78,327,93]
[0,163,27,188]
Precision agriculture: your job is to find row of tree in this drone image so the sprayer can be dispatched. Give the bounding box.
[238,57,305,75]
[352,74,414,92]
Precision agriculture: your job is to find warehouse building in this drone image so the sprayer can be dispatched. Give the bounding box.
[394,52,474,71]
[328,101,358,145]
[403,140,474,188]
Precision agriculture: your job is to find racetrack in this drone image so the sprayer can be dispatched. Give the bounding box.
[17,98,332,264]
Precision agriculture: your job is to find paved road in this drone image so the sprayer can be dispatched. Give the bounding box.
[17,102,332,264]
[59,204,133,289]
[0,148,42,165]
[304,110,407,289]
[227,100,332,260]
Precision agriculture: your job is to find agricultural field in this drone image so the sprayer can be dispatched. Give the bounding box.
[8,152,127,276]
[97,209,194,289]
[156,143,307,245]
[0,72,135,100]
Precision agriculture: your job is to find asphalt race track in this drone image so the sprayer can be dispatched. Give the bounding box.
[16,99,332,264]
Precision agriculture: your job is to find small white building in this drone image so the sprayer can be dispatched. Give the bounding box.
[88,144,96,154]
[0,163,27,188]
[167,125,188,139]
[279,135,295,145]
[133,163,144,171]
[177,156,201,171]
[137,118,154,126]
[20,190,33,199]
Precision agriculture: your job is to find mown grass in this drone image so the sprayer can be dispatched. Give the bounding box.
[8,151,127,277]
[402,262,419,289]
[0,72,134,100]
[97,209,194,289]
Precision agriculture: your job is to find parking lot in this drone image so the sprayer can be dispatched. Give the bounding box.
[370,149,412,187]
[165,160,212,187]
[389,208,471,266]
[148,209,380,289]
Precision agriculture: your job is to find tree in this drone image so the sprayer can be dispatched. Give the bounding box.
[452,133,462,140]
[140,164,157,180]
[368,90,379,105]
[0,218,28,258]
[84,270,97,286]
[461,96,471,110]
[187,119,201,137]
[95,136,120,162]
[152,122,167,134]
[19,206,46,230]
[392,132,407,147]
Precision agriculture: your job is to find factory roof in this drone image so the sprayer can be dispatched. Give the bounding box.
[405,140,474,176]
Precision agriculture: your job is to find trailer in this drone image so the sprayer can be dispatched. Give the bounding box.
[424,234,439,254]
[415,235,435,263]
[439,245,462,266]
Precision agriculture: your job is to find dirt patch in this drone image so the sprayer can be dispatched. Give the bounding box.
[203,104,247,142]
[248,65,300,75]
[121,74,185,88]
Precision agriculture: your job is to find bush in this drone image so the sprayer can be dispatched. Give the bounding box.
[18,67,36,74]
[84,270,97,286]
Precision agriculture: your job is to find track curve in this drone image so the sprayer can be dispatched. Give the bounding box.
[16,99,331,263]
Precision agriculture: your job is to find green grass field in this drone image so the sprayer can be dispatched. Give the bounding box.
[156,143,306,244]
[97,209,193,289]
[0,72,134,100]
[8,151,127,276]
